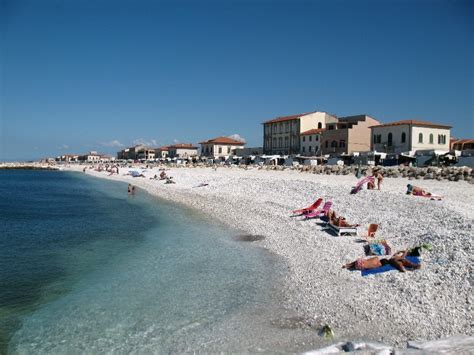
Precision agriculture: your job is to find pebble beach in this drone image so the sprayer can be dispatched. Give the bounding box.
[67,164,473,350]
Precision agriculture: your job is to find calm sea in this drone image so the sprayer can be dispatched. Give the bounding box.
[0,170,291,353]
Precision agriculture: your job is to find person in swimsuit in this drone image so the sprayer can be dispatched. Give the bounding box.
[343,250,420,272]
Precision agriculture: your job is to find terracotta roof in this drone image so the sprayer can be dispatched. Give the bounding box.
[157,146,169,151]
[451,139,474,145]
[300,128,325,136]
[262,111,319,124]
[168,143,198,149]
[199,136,245,145]
[370,120,451,129]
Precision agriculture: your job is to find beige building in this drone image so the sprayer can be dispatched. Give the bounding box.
[263,111,337,155]
[167,143,198,158]
[80,151,102,162]
[370,120,451,154]
[200,136,245,158]
[155,146,169,159]
[117,145,156,160]
[321,115,381,155]
[300,128,324,156]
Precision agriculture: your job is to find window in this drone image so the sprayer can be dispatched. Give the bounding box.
[279,123,283,133]
[302,146,305,153]
[284,137,289,147]
[429,133,433,144]
[227,146,231,153]
[302,136,306,142]
[339,140,346,148]
[279,137,283,147]
[218,147,222,154]
[378,135,382,143]
[309,135,312,142]
[401,132,406,143]
[272,138,277,147]
[438,134,441,144]
[418,133,423,143]
[373,135,377,144]
[285,122,289,133]
[331,140,337,148]
[325,141,329,148]
[309,146,312,152]
[388,133,393,146]
[316,135,319,141]
[318,122,322,129]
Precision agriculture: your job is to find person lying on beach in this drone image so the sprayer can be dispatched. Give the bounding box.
[165,177,175,184]
[406,184,442,199]
[150,174,159,180]
[159,171,167,180]
[343,250,420,272]
[327,210,358,227]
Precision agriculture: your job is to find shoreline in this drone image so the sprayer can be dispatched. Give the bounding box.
[65,164,473,350]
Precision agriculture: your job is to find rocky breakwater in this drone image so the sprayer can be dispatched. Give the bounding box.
[261,165,474,183]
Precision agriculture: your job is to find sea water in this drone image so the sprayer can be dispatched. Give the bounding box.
[0,170,297,353]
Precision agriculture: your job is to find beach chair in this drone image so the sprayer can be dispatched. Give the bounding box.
[327,222,358,236]
[359,224,379,239]
[292,198,323,215]
[304,201,333,219]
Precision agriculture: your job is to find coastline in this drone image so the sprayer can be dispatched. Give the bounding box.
[66,164,473,349]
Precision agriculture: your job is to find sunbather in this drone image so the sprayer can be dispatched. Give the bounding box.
[160,171,167,180]
[328,210,358,227]
[406,184,441,199]
[343,250,420,272]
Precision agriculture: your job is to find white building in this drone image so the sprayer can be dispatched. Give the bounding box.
[300,128,324,156]
[200,136,245,159]
[370,120,451,154]
[263,111,337,155]
[80,151,101,162]
[167,144,199,158]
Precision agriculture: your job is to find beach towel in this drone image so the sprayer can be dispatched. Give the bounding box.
[361,256,420,276]
[365,240,391,256]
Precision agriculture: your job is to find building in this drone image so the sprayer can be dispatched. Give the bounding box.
[370,120,451,154]
[155,146,169,159]
[262,111,337,155]
[451,139,474,152]
[56,154,80,162]
[80,151,102,162]
[233,147,263,157]
[321,115,381,155]
[200,136,246,159]
[167,143,199,158]
[117,145,156,160]
[300,129,325,156]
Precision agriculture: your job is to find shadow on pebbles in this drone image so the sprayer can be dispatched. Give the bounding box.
[233,234,266,242]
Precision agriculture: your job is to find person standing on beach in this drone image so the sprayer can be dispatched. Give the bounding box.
[374,170,384,190]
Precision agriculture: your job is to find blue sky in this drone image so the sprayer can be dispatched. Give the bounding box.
[1,0,472,161]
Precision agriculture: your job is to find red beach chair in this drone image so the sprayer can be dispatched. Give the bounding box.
[292,198,323,215]
[304,201,333,219]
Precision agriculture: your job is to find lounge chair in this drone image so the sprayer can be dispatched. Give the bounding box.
[327,222,358,236]
[351,176,374,194]
[304,201,333,219]
[292,198,323,215]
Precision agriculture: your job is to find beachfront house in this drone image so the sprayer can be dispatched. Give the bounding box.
[155,146,169,159]
[117,145,156,160]
[262,111,337,155]
[321,115,381,156]
[451,139,474,153]
[79,151,102,162]
[233,147,264,157]
[300,129,324,156]
[200,136,246,159]
[370,120,451,154]
[167,143,199,159]
[57,154,80,163]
